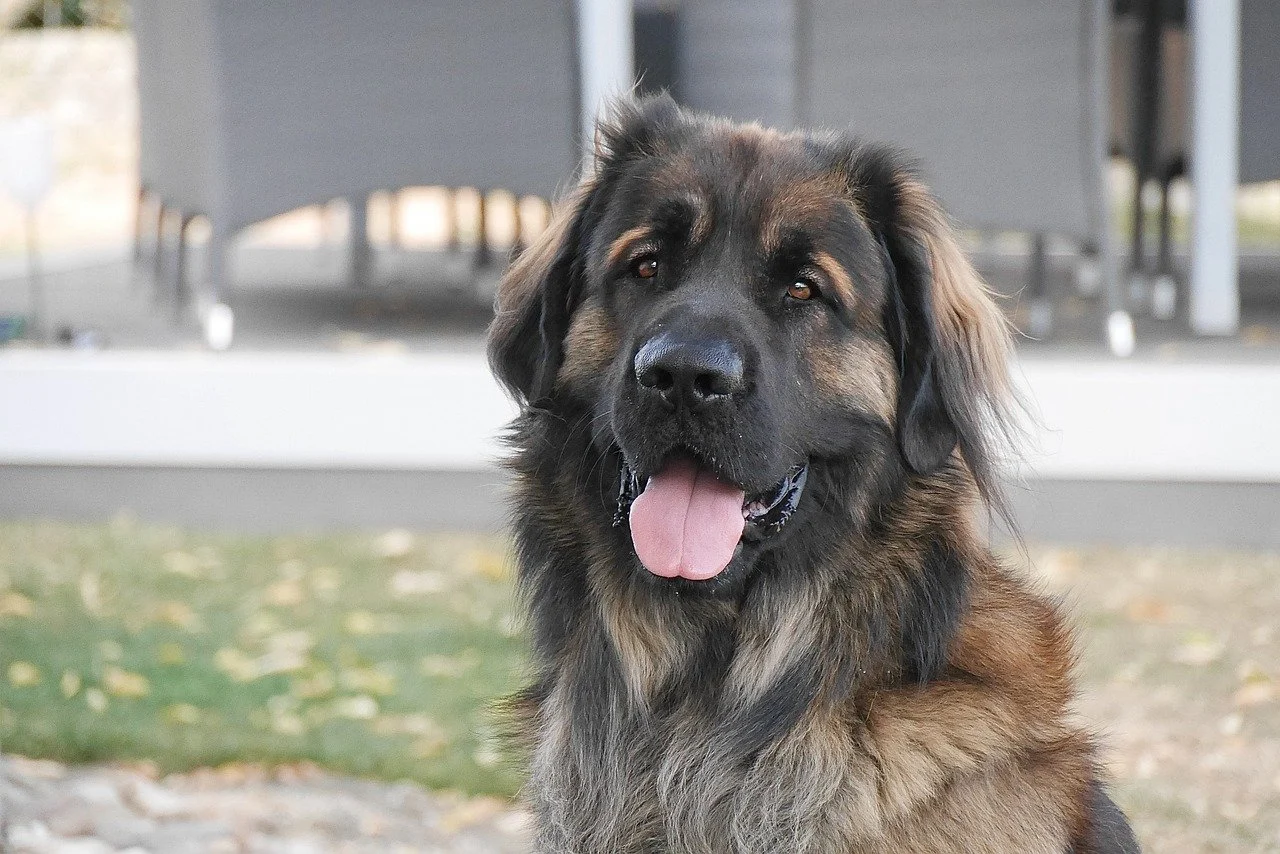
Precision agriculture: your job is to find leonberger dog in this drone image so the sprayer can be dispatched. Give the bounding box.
[488,95,1139,853]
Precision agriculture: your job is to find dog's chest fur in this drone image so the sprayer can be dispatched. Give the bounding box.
[519,551,1095,854]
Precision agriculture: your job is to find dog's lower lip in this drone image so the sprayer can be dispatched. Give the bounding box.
[741,463,808,542]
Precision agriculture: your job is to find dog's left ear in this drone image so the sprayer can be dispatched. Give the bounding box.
[850,149,1015,499]
[489,178,611,407]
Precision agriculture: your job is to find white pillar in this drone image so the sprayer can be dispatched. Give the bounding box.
[1189,0,1241,336]
[576,0,634,149]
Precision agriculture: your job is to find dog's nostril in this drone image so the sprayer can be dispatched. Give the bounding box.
[637,365,674,391]
[694,371,733,399]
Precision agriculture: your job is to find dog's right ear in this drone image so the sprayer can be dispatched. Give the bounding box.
[487,180,602,408]
[488,93,685,408]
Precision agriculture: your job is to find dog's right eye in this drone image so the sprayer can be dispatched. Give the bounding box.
[632,256,660,280]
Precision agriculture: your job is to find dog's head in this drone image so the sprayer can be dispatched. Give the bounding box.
[490,95,1013,589]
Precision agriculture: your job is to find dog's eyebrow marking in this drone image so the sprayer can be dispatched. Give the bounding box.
[605,194,713,271]
[811,250,856,306]
[652,194,712,247]
[759,176,841,252]
[606,225,658,270]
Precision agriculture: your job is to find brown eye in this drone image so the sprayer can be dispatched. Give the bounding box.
[633,257,659,279]
[786,280,815,301]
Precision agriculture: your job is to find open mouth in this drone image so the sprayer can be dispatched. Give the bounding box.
[613,451,809,581]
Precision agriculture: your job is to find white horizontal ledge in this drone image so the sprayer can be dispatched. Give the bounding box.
[1015,358,1280,482]
[1,350,1278,483]
[0,350,518,470]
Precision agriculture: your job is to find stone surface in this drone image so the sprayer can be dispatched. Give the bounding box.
[0,756,531,853]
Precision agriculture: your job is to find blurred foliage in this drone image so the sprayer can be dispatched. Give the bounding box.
[9,0,128,29]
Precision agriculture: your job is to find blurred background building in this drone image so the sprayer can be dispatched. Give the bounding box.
[0,0,1277,546]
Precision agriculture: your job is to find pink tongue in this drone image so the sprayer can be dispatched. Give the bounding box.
[628,456,746,580]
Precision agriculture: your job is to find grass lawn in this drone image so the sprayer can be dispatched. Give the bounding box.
[0,520,526,797]
[2,523,1279,852]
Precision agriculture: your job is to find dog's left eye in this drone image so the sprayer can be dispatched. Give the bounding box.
[786,278,818,301]
[632,256,660,280]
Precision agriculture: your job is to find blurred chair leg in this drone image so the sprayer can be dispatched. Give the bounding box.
[510,196,526,262]
[174,212,196,321]
[151,203,169,306]
[131,186,151,292]
[388,190,402,250]
[1127,177,1148,308]
[1026,232,1053,339]
[1104,218,1135,358]
[132,185,147,263]
[445,189,460,254]
[1127,0,1163,314]
[385,190,403,286]
[322,199,347,273]
[201,224,234,350]
[24,209,45,343]
[1151,165,1179,321]
[1075,240,1103,298]
[349,195,372,288]
[474,190,493,271]
[206,221,227,307]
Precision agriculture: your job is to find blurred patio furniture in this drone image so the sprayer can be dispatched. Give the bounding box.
[1114,0,1280,328]
[131,0,585,341]
[678,0,1123,350]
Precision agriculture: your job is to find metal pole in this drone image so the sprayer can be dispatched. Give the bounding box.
[1188,0,1241,335]
[576,0,634,151]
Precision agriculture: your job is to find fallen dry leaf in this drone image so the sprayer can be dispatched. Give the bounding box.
[163,703,202,725]
[339,665,397,696]
[0,591,34,617]
[265,579,306,607]
[104,666,151,698]
[79,572,104,614]
[464,549,510,581]
[421,649,481,678]
[1171,632,1225,666]
[390,569,449,596]
[1124,597,1174,624]
[1234,681,1276,707]
[374,529,415,560]
[154,600,203,631]
[8,660,41,687]
[308,566,342,599]
[291,667,336,699]
[437,796,507,833]
[343,610,401,635]
[85,687,108,713]
[162,550,202,578]
[332,694,379,720]
[157,642,186,665]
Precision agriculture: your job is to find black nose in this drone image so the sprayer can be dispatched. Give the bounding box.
[634,333,746,409]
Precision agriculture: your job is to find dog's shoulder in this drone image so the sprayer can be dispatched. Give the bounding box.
[852,554,1100,852]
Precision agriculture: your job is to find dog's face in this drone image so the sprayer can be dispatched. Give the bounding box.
[491,96,1010,590]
